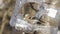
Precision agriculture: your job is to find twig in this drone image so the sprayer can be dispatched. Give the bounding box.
[0,10,9,34]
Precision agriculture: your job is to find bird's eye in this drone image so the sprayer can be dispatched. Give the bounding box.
[36,21,41,25]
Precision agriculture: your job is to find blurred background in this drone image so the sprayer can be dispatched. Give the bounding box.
[0,0,60,34]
